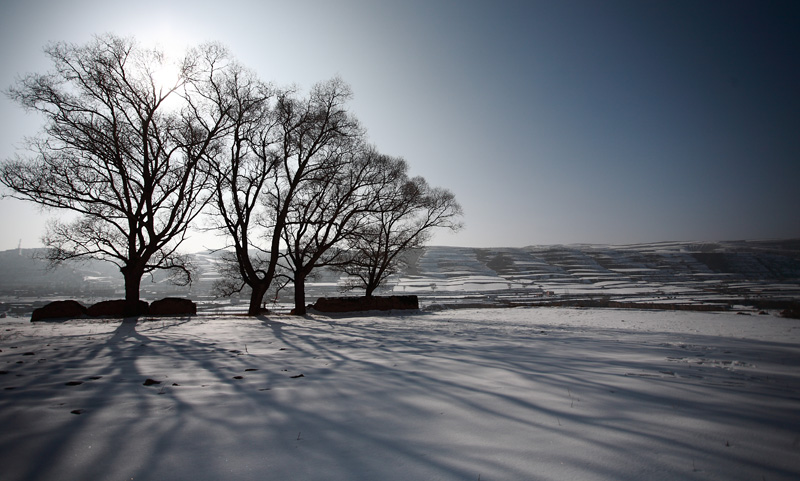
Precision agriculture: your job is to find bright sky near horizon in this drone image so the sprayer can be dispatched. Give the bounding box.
[1,0,798,252]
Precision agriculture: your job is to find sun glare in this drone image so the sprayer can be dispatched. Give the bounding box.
[148,37,187,95]
[151,58,181,93]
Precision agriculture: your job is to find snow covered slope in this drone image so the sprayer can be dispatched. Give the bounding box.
[394,241,800,310]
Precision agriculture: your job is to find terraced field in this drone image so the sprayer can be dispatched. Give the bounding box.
[390,240,800,311]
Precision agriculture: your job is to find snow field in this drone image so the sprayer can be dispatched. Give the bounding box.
[1,307,799,480]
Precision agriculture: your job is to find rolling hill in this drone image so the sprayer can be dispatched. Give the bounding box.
[1,239,799,315]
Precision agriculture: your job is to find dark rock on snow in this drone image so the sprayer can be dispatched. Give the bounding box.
[87,299,149,318]
[30,300,88,322]
[149,297,196,316]
[31,297,197,321]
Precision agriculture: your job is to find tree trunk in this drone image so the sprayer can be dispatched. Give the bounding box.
[364,270,380,298]
[248,282,269,316]
[293,274,307,315]
[121,265,144,317]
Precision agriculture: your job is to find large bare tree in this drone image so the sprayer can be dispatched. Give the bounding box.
[279,145,391,314]
[208,77,364,315]
[204,58,279,315]
[208,75,462,314]
[0,35,229,313]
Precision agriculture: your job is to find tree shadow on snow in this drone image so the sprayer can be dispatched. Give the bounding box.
[1,313,799,480]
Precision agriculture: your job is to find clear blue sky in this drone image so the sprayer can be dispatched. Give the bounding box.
[1,0,798,251]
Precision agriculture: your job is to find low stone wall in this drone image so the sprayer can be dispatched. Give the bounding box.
[309,295,419,313]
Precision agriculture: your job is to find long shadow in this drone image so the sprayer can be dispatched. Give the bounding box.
[1,312,799,480]
[0,317,171,479]
[0,315,266,480]
[258,312,800,479]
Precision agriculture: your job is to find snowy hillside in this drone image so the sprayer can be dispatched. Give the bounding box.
[397,240,800,310]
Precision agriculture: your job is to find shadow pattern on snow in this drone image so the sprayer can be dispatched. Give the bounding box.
[0,309,799,480]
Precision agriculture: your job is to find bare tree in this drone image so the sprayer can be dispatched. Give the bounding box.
[202,56,279,315]
[0,35,229,313]
[338,162,463,297]
[279,145,390,314]
[207,77,364,315]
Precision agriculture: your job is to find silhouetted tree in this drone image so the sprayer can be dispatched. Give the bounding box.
[0,35,229,313]
[279,146,392,314]
[202,55,279,315]
[337,160,463,297]
[207,77,365,315]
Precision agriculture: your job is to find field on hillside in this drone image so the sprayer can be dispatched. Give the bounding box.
[3,240,799,317]
[394,242,800,312]
[2,307,799,481]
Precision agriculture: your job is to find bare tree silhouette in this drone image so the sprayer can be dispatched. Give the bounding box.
[338,164,463,297]
[208,77,366,315]
[279,146,393,314]
[2,35,463,316]
[202,55,279,315]
[0,35,230,313]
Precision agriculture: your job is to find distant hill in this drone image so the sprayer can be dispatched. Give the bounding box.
[395,240,800,309]
[1,240,799,313]
[0,248,120,296]
[0,248,221,299]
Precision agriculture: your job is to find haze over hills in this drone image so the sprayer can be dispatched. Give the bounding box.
[1,239,799,315]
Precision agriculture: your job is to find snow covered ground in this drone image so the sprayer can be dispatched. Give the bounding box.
[1,307,799,480]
